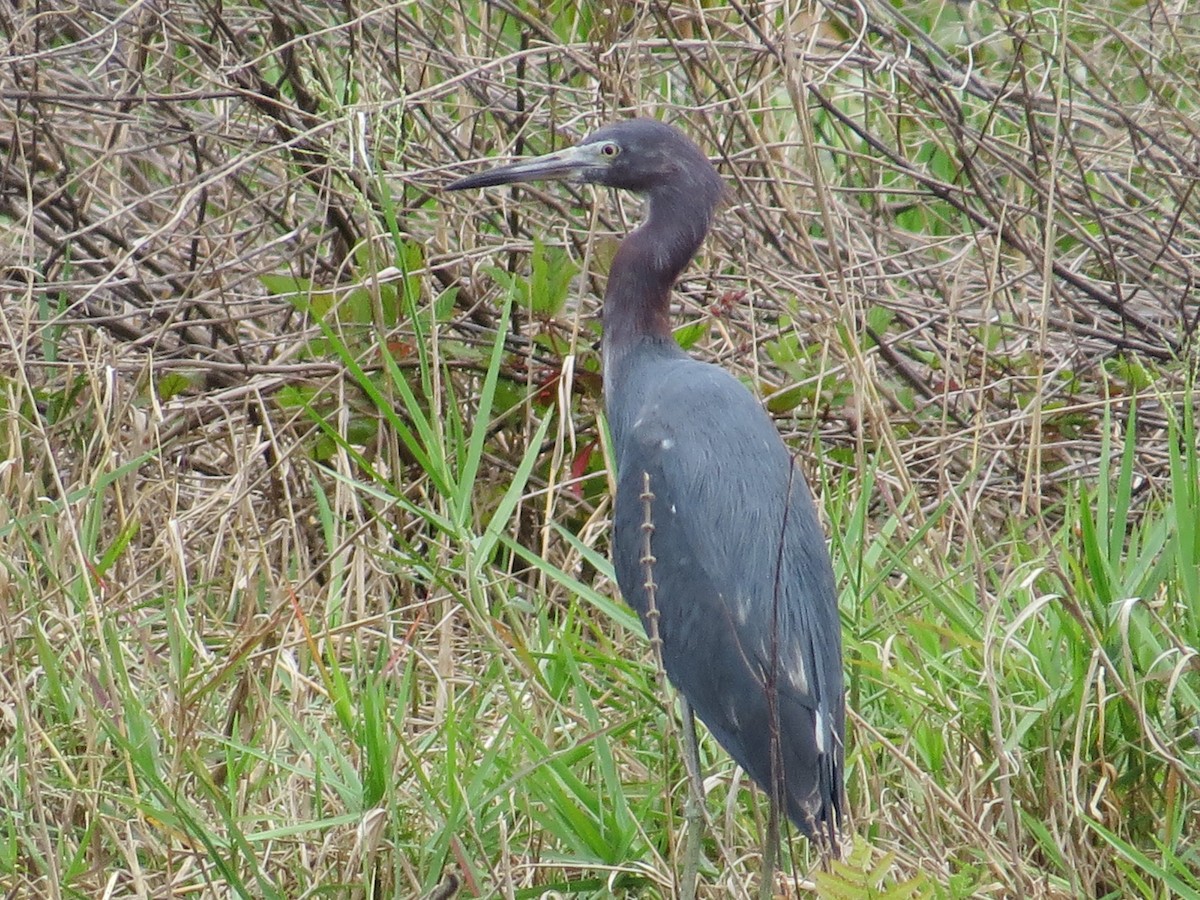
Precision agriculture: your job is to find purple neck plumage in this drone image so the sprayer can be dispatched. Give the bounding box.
[601,182,720,372]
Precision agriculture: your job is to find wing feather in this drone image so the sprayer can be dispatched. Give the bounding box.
[612,360,844,839]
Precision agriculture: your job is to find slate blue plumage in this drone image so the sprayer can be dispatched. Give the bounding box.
[449,118,845,843]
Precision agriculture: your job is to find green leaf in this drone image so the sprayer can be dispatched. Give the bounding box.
[673,318,708,350]
[529,237,579,316]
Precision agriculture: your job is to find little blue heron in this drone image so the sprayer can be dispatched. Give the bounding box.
[448,118,844,866]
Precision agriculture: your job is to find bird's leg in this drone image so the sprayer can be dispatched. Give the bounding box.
[679,696,705,900]
[757,679,783,900]
[639,473,702,900]
[758,801,778,900]
[758,687,783,900]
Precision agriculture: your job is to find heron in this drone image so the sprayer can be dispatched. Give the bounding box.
[448,118,845,884]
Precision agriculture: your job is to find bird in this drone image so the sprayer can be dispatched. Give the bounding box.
[447,118,844,854]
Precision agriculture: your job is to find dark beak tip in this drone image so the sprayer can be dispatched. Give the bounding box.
[444,172,487,192]
[444,171,526,192]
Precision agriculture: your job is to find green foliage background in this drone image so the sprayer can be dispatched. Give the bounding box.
[1,1,1197,897]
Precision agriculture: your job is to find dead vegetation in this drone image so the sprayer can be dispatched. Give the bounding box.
[2,1,1197,897]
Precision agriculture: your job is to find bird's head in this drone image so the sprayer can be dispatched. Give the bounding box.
[446,118,720,199]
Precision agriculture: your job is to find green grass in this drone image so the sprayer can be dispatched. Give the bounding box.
[3,300,1194,896]
[2,0,1199,896]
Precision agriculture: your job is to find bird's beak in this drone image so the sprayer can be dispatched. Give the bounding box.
[446,142,603,191]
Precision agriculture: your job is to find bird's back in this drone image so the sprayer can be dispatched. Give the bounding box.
[608,343,844,842]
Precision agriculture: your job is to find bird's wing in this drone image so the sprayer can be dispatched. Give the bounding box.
[611,361,843,838]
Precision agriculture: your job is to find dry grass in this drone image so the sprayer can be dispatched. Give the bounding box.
[2,1,1198,897]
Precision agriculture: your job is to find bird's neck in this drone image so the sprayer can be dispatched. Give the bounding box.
[601,192,710,369]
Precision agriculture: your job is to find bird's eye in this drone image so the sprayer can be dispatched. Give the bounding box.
[600,142,620,157]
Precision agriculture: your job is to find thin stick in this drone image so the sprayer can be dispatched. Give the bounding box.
[641,472,704,900]
[758,461,797,899]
